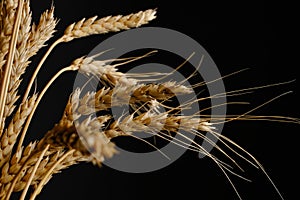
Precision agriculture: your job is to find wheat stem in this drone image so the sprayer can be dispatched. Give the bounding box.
[17,66,76,152]
[29,149,75,200]
[19,145,49,200]
[0,0,24,132]
[22,37,64,103]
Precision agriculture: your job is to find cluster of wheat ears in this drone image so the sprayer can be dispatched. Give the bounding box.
[0,0,298,199]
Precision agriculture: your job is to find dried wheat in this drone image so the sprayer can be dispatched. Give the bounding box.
[0,1,292,200]
[63,9,156,42]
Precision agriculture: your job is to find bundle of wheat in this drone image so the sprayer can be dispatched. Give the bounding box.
[0,1,298,200]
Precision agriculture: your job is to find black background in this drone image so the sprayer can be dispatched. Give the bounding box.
[16,0,299,199]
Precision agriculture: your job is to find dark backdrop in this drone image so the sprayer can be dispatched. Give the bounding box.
[17,0,299,199]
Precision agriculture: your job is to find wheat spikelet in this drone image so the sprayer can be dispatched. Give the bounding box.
[73,117,116,165]
[63,9,156,42]
[0,95,37,167]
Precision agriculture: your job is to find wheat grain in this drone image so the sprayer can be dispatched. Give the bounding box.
[0,0,30,77]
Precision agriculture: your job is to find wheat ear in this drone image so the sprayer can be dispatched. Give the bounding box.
[0,1,32,138]
[0,95,37,168]
[63,9,156,41]
[27,5,57,58]
[0,0,19,72]
[0,0,24,134]
[19,6,58,105]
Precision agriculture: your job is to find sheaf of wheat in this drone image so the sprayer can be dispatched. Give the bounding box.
[0,1,298,200]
